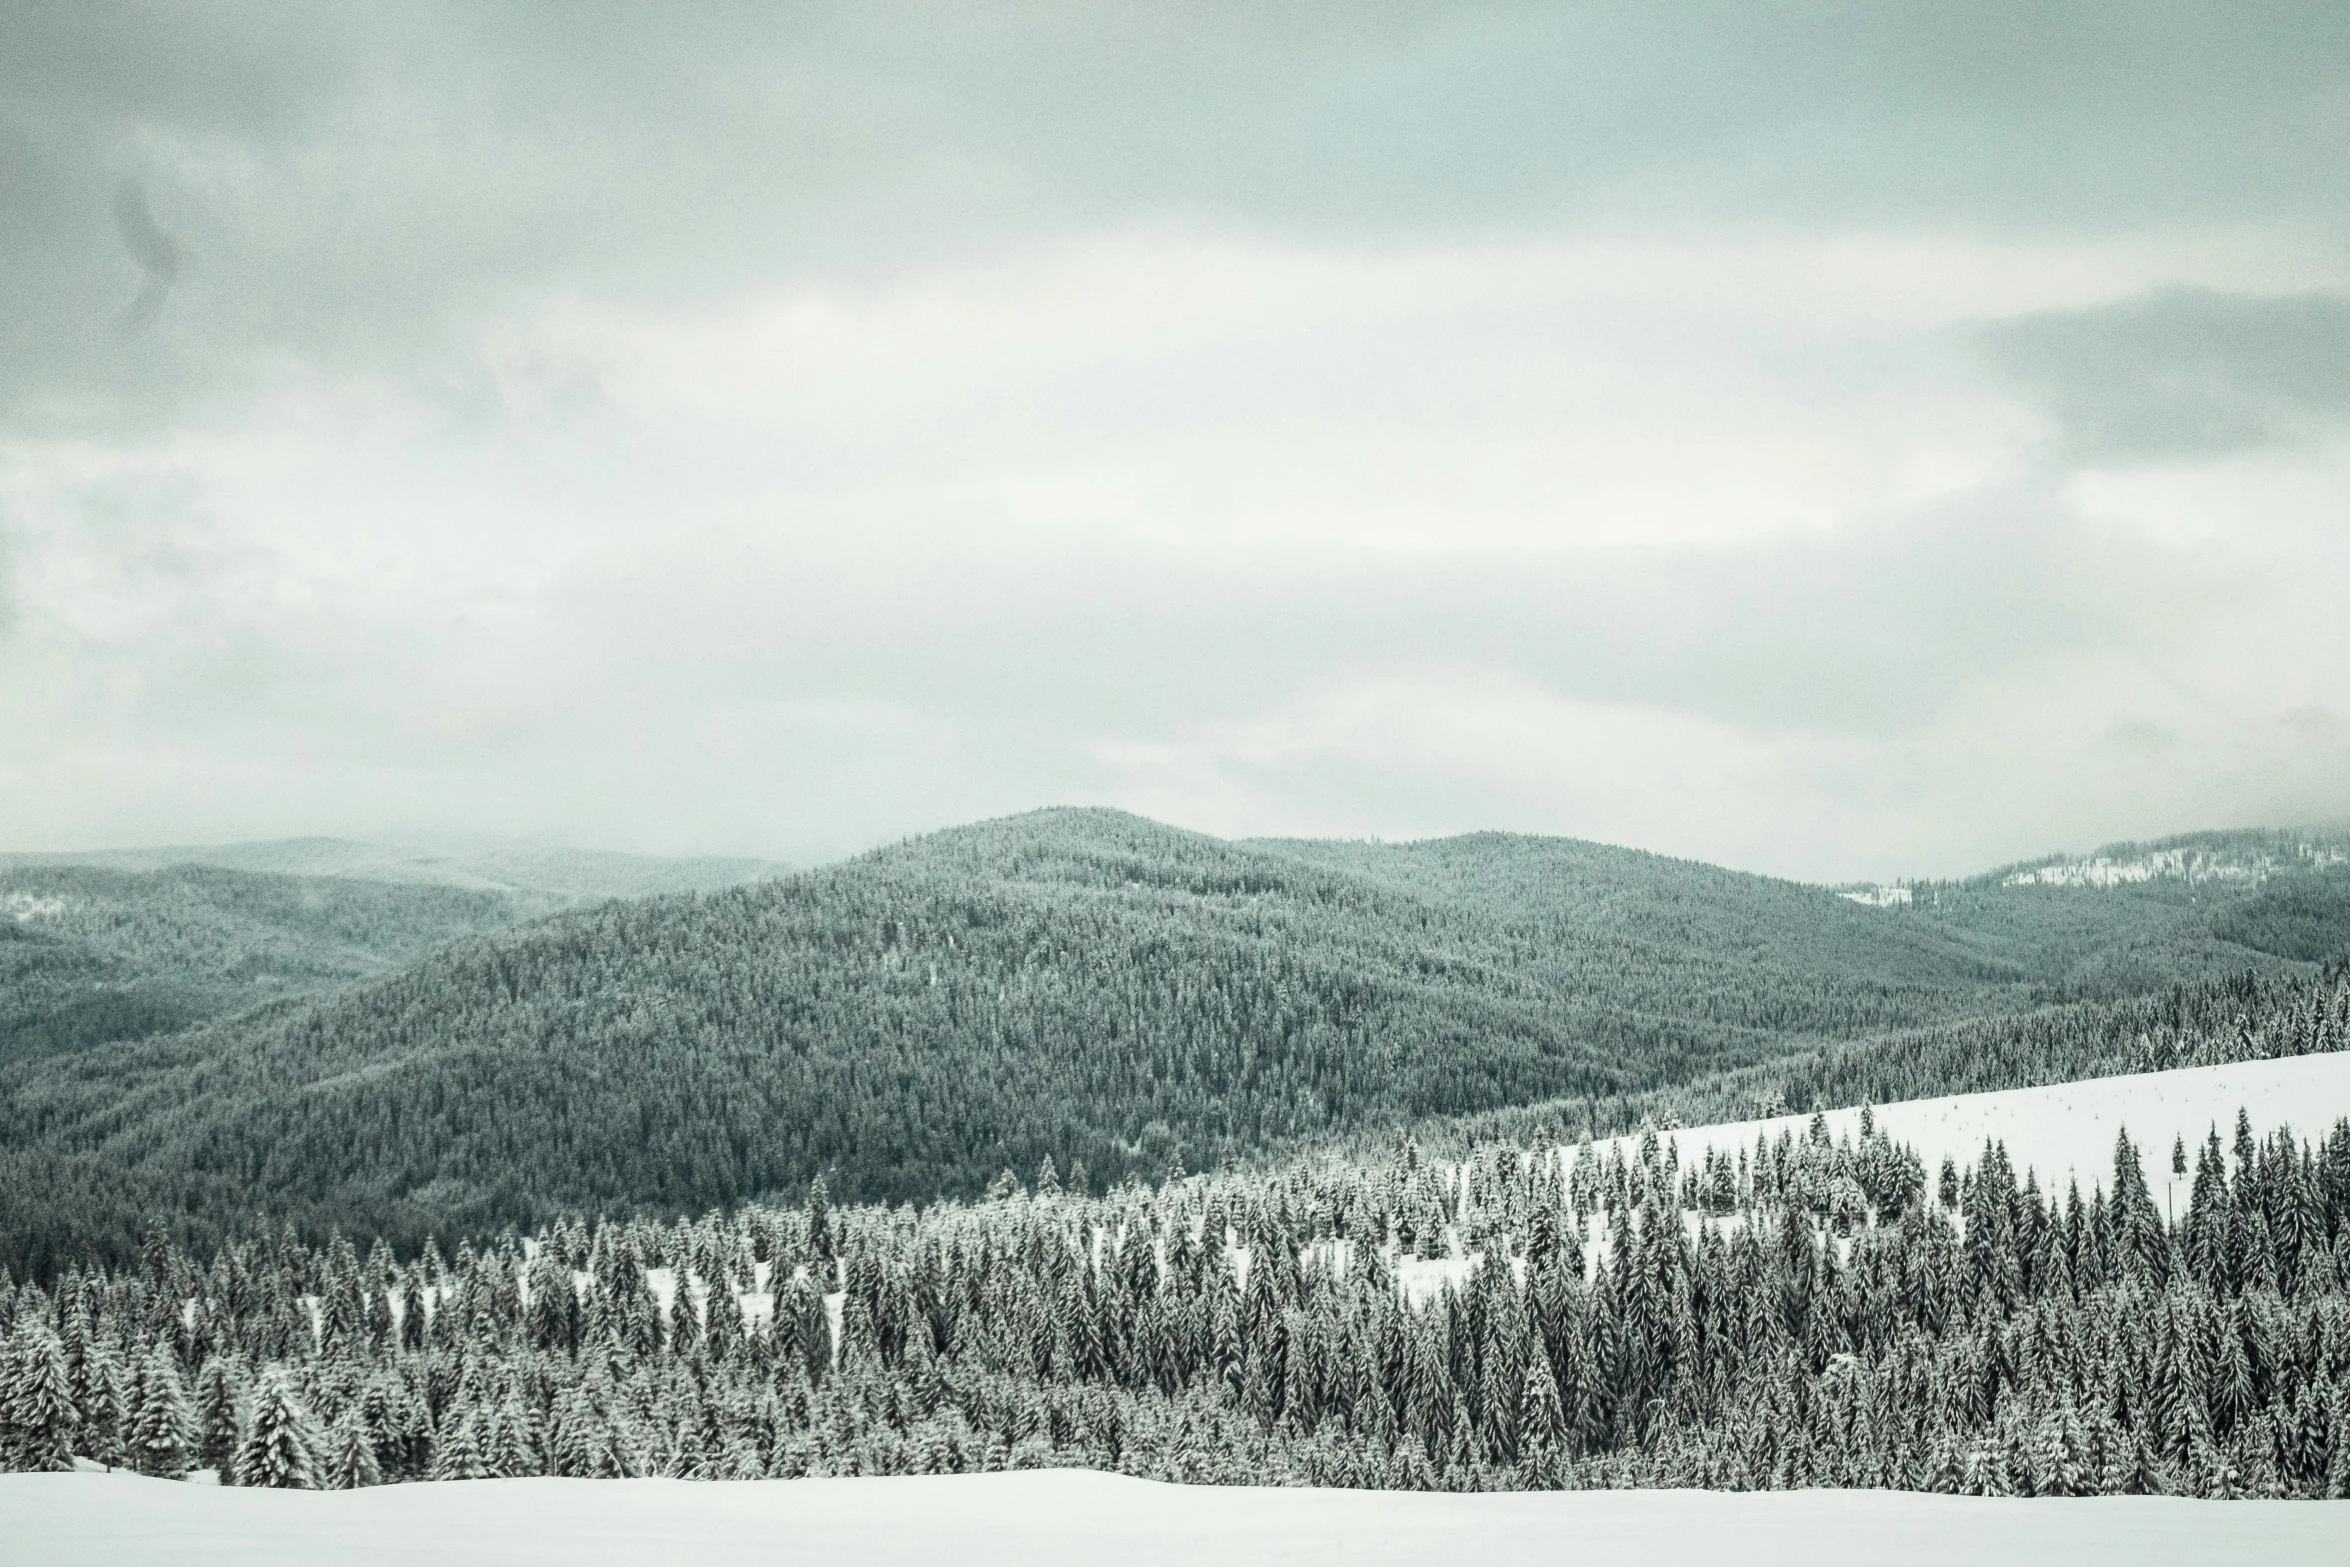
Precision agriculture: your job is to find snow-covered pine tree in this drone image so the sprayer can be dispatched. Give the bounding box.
[522,1246,574,1352]
[2033,1405,2091,1496]
[487,1394,540,1477]
[91,1338,133,1470]
[128,1342,195,1478]
[720,1426,766,1480]
[2109,1130,2168,1285]
[3,1321,80,1472]
[547,1385,597,1477]
[1518,1351,1567,1484]
[235,1370,319,1488]
[704,1271,744,1363]
[192,1355,244,1479]
[429,1406,492,1481]
[319,1406,382,1489]
[807,1176,835,1262]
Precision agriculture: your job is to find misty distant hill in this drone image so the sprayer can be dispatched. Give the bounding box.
[1978,825,2350,891]
[7,806,2346,1271]
[0,842,789,1062]
[3,836,787,904]
[0,863,523,1065]
[1262,827,2350,992]
[1828,826,2350,988]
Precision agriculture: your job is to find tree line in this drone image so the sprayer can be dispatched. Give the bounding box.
[7,1101,2350,1498]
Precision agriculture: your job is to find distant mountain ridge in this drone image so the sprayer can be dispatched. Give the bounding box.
[1990,826,2350,890]
[1,836,788,903]
[1827,825,2350,899]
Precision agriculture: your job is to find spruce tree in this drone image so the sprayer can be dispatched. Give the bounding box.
[74,1336,128,1470]
[1519,1352,1568,1483]
[319,1406,382,1489]
[430,1407,493,1481]
[720,1428,766,1480]
[807,1177,834,1263]
[3,1322,80,1472]
[192,1356,244,1479]
[234,1371,319,1489]
[487,1396,540,1477]
[128,1343,195,1479]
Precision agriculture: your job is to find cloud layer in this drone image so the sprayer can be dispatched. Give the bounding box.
[3,4,2348,879]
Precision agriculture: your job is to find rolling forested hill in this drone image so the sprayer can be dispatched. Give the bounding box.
[1865,827,2350,993]
[6,807,2346,1273]
[0,844,788,1063]
[1257,827,2350,998]
[0,864,524,1065]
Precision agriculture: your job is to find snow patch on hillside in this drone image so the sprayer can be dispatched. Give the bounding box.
[6,1468,2343,1567]
[2002,840,2348,889]
[1582,1051,2350,1213]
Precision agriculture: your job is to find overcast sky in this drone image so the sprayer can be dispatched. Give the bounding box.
[4,2,2349,880]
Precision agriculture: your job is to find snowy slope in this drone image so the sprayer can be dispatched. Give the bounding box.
[5,1469,2345,1567]
[1583,1051,2350,1207]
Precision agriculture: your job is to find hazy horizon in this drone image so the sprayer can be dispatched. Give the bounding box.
[8,4,2350,882]
[10,801,2347,891]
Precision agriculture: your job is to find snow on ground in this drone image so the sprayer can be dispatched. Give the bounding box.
[5,1469,2344,1567]
[1585,1052,2350,1211]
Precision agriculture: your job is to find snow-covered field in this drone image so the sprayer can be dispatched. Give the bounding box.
[4,1469,2344,1567]
[1588,1051,2350,1207]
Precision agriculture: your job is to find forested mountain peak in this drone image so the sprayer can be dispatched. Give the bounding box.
[858,807,1273,889]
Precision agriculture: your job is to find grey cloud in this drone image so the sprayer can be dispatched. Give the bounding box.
[110,182,183,337]
[8,3,2350,426]
[8,3,2346,873]
[1975,286,2350,459]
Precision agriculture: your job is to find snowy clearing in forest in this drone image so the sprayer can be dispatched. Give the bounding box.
[5,1468,2346,1567]
[1584,1051,2350,1207]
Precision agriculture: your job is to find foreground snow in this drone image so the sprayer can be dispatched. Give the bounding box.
[5,1469,2345,1567]
[1586,1050,2350,1205]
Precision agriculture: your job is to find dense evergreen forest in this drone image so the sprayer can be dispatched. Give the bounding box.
[6,1108,2349,1498]
[6,811,2347,1275]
